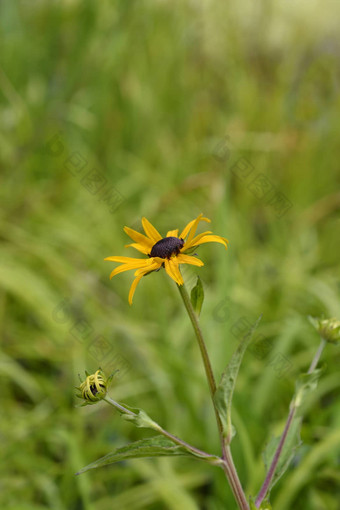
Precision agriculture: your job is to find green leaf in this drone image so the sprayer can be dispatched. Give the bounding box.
[118,403,160,430]
[190,277,204,316]
[76,436,189,475]
[262,367,324,495]
[293,367,324,412]
[214,315,262,442]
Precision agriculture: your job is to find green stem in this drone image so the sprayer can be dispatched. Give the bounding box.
[104,396,219,463]
[255,336,327,507]
[177,283,249,510]
[177,283,217,396]
[308,337,327,374]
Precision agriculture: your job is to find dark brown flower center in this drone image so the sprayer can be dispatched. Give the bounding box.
[150,237,184,259]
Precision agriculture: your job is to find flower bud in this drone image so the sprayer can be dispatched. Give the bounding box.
[309,316,340,344]
[76,369,114,406]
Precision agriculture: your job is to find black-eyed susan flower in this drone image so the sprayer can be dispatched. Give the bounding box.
[105,214,228,304]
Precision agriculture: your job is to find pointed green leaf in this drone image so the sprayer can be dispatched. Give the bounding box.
[293,367,324,412]
[190,277,204,316]
[214,315,262,442]
[118,403,160,430]
[76,436,189,475]
[262,367,324,495]
[106,402,221,463]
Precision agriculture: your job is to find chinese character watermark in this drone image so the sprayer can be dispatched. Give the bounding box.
[213,136,293,218]
[212,297,294,380]
[45,132,124,215]
[52,298,130,378]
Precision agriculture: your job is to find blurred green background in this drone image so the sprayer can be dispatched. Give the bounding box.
[1,1,340,509]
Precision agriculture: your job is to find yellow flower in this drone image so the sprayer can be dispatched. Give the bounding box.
[105,213,228,304]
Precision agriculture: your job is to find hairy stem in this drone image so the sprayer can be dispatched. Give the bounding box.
[255,407,296,507]
[177,283,249,510]
[255,336,327,507]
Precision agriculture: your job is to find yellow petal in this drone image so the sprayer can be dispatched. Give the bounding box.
[105,255,147,263]
[127,259,161,304]
[179,214,211,240]
[189,235,229,250]
[164,259,184,285]
[134,260,162,276]
[110,264,134,279]
[186,214,212,245]
[125,243,150,255]
[128,275,144,305]
[176,254,204,267]
[152,256,166,264]
[166,229,179,237]
[142,217,162,243]
[124,226,153,248]
[109,260,151,279]
[183,230,212,250]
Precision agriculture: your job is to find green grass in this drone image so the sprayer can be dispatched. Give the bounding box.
[1,1,340,509]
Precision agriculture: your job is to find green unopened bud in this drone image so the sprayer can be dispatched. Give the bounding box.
[76,369,115,406]
[309,316,340,344]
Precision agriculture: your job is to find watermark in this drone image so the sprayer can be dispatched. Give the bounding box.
[213,296,234,323]
[230,315,293,380]
[52,298,130,378]
[287,45,340,127]
[213,136,293,218]
[213,298,293,380]
[45,131,124,215]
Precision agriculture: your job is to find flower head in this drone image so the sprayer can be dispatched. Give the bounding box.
[309,316,340,344]
[76,369,115,406]
[105,214,228,304]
